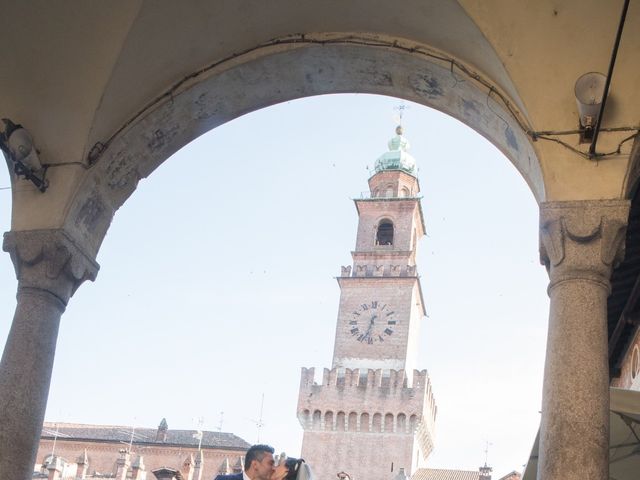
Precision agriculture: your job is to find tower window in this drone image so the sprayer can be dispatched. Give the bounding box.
[376,220,394,246]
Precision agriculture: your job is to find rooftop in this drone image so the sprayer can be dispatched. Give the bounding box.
[41,422,250,450]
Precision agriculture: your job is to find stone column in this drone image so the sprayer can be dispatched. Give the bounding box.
[0,230,98,480]
[538,200,629,480]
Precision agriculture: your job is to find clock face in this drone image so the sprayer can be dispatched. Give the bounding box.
[348,301,396,344]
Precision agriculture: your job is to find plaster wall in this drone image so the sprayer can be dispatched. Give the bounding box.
[36,439,242,480]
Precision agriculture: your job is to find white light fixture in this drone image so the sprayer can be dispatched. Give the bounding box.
[574,72,607,142]
[0,119,48,192]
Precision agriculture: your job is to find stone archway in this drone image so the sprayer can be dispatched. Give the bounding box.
[0,34,629,480]
[57,40,543,259]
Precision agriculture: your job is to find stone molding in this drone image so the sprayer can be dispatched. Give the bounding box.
[3,229,100,306]
[539,200,630,292]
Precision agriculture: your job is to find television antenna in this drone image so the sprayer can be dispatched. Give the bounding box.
[249,393,266,442]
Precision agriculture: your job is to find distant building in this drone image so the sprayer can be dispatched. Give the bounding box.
[33,419,249,480]
[412,466,521,480]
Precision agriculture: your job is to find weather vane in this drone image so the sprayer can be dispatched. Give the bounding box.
[484,439,493,466]
[393,103,410,126]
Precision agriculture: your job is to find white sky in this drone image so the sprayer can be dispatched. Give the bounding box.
[0,94,550,477]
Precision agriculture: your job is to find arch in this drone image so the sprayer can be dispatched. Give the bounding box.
[324,410,334,431]
[384,413,394,432]
[384,184,394,198]
[348,412,358,431]
[312,410,321,429]
[360,412,370,432]
[400,186,410,197]
[376,219,394,246]
[372,413,382,433]
[409,414,418,432]
[59,42,542,258]
[336,411,346,432]
[397,413,407,433]
[301,409,311,426]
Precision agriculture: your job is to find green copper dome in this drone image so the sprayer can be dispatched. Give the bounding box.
[374,125,417,176]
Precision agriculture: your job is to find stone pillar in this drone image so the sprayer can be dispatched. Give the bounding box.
[538,200,629,480]
[0,230,98,480]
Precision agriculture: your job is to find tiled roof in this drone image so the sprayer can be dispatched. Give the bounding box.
[412,469,480,480]
[41,422,250,450]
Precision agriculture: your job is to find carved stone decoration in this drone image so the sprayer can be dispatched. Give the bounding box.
[390,265,401,277]
[3,229,100,305]
[356,265,367,277]
[539,200,630,291]
[341,265,352,277]
[406,265,417,276]
[373,265,384,277]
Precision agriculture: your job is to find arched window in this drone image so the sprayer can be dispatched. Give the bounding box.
[401,186,410,197]
[348,412,358,431]
[384,413,394,432]
[360,413,370,432]
[324,411,334,430]
[336,411,346,431]
[376,220,394,246]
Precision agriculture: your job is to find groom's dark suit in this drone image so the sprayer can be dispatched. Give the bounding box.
[214,474,244,480]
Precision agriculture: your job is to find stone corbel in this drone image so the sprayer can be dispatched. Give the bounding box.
[373,265,384,277]
[3,229,100,305]
[341,265,352,277]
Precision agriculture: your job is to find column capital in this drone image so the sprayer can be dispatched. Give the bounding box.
[3,229,99,306]
[539,199,630,291]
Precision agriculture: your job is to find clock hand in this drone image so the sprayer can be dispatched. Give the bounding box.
[364,315,377,336]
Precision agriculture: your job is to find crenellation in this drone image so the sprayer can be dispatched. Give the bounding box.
[349,262,420,278]
[297,367,436,433]
[300,367,315,387]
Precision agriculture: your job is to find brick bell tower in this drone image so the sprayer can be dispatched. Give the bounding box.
[297,126,437,480]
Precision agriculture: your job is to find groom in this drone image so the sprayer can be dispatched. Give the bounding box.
[215,444,288,480]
